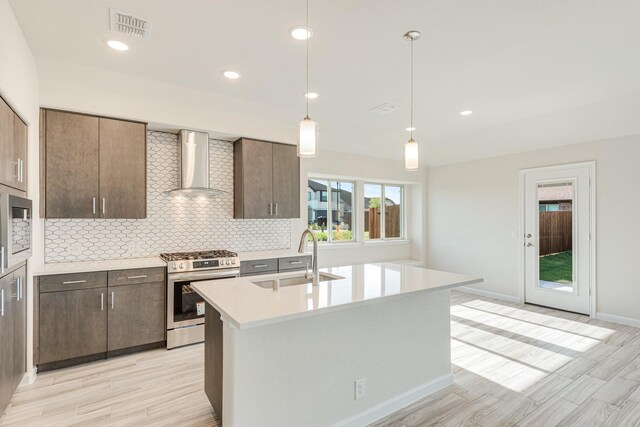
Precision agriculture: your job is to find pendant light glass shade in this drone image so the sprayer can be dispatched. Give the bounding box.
[298,116,319,157]
[404,138,419,170]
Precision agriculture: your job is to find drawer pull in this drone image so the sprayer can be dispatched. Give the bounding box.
[62,280,87,285]
[127,275,148,279]
[253,264,269,268]
[290,261,303,265]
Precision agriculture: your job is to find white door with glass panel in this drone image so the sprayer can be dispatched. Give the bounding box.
[523,163,593,315]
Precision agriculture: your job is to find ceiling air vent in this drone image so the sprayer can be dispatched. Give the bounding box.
[110,9,151,39]
[370,103,399,115]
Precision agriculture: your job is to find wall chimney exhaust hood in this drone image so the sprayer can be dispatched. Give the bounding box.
[168,130,227,196]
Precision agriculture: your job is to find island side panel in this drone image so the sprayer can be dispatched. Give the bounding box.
[204,302,223,421]
[221,289,452,427]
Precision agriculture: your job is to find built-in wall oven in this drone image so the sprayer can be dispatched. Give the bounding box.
[0,194,32,276]
[161,250,240,349]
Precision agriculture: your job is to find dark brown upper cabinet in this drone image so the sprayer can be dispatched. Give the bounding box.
[0,96,28,192]
[41,109,147,219]
[233,138,300,219]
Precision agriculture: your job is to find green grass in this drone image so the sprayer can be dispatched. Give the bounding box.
[539,251,573,283]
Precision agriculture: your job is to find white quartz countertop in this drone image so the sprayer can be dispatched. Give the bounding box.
[34,257,166,276]
[192,262,482,330]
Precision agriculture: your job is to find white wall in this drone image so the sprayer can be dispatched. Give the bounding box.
[427,135,640,323]
[297,150,427,267]
[0,0,40,376]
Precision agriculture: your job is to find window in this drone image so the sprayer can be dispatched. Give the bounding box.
[308,178,354,242]
[364,183,403,240]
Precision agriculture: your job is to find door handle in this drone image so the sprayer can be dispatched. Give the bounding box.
[252,264,268,268]
[274,203,278,216]
[526,242,535,247]
[0,246,4,275]
[269,203,273,216]
[127,275,148,279]
[100,292,104,311]
[92,197,96,215]
[62,280,86,285]
[18,159,23,183]
[1,289,4,316]
[290,261,303,265]
[525,233,532,238]
[102,198,106,215]
[111,291,115,309]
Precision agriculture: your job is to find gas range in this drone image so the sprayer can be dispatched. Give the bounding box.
[162,249,241,349]
[160,250,240,274]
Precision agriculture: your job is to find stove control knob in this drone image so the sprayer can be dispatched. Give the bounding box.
[231,259,236,265]
[179,263,184,269]
[172,263,177,269]
[225,260,230,265]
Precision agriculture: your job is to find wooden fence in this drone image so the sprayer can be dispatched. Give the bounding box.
[365,205,401,238]
[539,211,572,256]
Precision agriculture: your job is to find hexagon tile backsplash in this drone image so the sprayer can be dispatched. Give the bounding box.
[44,131,291,263]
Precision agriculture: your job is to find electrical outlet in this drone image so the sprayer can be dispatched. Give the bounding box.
[355,378,366,400]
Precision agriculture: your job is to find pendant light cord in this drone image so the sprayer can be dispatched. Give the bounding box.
[410,36,414,140]
[305,0,310,118]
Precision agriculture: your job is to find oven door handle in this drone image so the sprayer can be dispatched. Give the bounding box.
[168,269,241,282]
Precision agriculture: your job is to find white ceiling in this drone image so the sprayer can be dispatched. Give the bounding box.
[9,0,640,166]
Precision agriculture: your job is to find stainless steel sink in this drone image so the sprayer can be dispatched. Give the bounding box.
[252,272,344,290]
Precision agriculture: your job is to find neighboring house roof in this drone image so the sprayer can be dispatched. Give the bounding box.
[308,181,353,206]
[538,185,573,202]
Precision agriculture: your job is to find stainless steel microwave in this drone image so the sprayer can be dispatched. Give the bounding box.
[0,194,32,275]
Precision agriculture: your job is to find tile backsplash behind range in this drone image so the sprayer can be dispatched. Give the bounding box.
[44,131,291,263]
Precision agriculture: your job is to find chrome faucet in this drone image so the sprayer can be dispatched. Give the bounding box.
[298,229,319,286]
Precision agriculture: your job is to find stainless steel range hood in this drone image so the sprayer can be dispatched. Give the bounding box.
[168,130,227,196]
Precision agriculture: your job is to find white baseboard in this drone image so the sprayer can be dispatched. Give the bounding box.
[332,373,453,427]
[595,312,640,328]
[455,286,521,304]
[19,366,37,386]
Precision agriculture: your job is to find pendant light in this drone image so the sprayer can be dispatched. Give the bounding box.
[297,0,319,157]
[403,30,421,170]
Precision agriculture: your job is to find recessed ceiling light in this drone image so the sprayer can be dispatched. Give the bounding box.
[460,110,473,116]
[305,92,319,99]
[223,70,241,80]
[405,127,416,132]
[290,26,313,40]
[106,40,129,51]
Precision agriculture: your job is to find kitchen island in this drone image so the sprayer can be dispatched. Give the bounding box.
[192,262,482,427]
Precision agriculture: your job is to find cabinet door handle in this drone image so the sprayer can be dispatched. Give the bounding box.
[19,277,23,300]
[253,264,268,268]
[275,202,278,216]
[111,291,115,309]
[92,197,96,215]
[18,159,23,183]
[1,288,4,316]
[100,292,104,311]
[290,261,303,265]
[1,246,4,275]
[102,198,106,215]
[127,275,147,279]
[62,280,86,285]
[269,203,273,216]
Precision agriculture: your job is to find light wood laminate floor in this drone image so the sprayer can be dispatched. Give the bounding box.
[2,290,640,426]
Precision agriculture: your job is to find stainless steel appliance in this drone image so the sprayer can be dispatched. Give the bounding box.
[0,194,32,275]
[161,250,240,349]
[167,130,227,196]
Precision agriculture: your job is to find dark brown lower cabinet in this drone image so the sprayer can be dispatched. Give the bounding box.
[36,268,166,371]
[39,287,108,364]
[107,282,165,352]
[0,266,27,417]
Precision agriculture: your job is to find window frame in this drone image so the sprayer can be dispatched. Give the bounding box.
[364,182,405,241]
[308,178,356,244]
